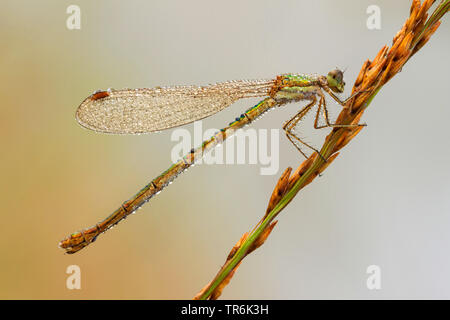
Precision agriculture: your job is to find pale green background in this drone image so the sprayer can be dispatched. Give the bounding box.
[0,0,449,299]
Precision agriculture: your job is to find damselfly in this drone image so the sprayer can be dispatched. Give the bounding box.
[60,69,365,253]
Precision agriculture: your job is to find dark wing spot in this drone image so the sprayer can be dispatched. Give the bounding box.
[90,90,110,101]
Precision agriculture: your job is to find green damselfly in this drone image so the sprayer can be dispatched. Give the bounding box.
[60,69,364,253]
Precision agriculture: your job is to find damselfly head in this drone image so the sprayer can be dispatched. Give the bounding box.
[326,69,345,93]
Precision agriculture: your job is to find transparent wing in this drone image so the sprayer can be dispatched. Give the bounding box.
[76,79,275,134]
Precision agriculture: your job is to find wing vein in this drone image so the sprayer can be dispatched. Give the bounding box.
[76,79,275,134]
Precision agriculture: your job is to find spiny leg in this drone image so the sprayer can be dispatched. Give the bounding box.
[314,91,367,130]
[282,96,326,161]
[322,86,367,108]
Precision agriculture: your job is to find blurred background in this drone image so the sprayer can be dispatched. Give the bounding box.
[0,0,449,299]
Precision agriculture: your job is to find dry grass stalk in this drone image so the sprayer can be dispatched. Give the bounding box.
[194,0,448,300]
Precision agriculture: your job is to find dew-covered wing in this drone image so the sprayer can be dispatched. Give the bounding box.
[76,79,274,134]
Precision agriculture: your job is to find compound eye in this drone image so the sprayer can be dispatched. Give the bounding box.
[329,69,343,82]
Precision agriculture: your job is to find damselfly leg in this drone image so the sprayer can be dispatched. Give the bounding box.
[313,91,367,129]
[283,89,366,161]
[282,96,325,161]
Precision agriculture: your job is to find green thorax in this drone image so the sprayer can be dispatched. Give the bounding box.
[279,73,319,87]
